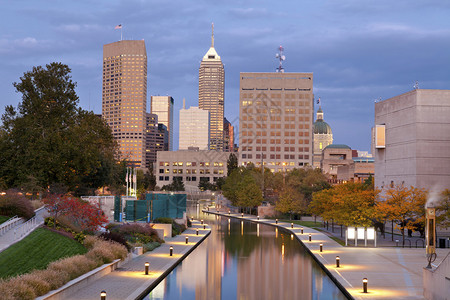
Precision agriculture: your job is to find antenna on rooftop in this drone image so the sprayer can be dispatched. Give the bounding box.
[414,80,419,90]
[275,45,285,73]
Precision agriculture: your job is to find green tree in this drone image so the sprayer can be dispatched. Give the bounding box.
[227,153,238,176]
[161,177,185,191]
[275,186,305,220]
[236,173,263,213]
[222,168,242,206]
[0,63,118,192]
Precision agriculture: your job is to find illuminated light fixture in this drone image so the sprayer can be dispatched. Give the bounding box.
[203,224,206,229]
[276,219,278,224]
[201,219,204,225]
[196,229,199,235]
[101,291,106,300]
[145,262,149,275]
[241,213,244,217]
[291,234,293,240]
[185,236,189,244]
[309,234,312,241]
[363,278,368,293]
[257,215,260,220]
[228,210,231,215]
[291,223,294,228]
[336,256,340,268]
[191,216,194,221]
[301,227,304,234]
[319,243,323,252]
[169,246,173,256]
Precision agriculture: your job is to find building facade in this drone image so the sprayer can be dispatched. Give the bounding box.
[223,117,235,152]
[239,72,314,172]
[179,106,210,150]
[156,150,229,189]
[145,113,168,170]
[313,107,333,168]
[151,95,174,151]
[199,25,225,151]
[374,89,450,190]
[102,40,147,167]
[320,144,353,178]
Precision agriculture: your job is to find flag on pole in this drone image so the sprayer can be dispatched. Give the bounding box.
[317,97,321,104]
[115,24,122,30]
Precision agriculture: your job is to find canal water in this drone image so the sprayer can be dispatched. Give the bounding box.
[144,211,348,300]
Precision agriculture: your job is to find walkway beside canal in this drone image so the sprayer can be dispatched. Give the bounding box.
[58,221,210,300]
[206,210,448,300]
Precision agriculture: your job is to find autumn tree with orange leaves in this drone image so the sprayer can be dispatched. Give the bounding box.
[309,182,379,227]
[376,185,427,247]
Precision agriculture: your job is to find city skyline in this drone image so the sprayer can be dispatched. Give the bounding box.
[1,1,450,152]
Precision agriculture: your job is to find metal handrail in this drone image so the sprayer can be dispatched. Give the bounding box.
[416,239,425,248]
[404,239,412,248]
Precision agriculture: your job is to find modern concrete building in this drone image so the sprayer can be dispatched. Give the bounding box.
[223,117,235,152]
[145,113,168,170]
[374,89,450,191]
[151,95,174,151]
[156,150,229,189]
[313,106,333,168]
[102,40,147,168]
[179,106,210,150]
[320,144,354,179]
[337,157,374,183]
[199,24,225,151]
[239,72,314,172]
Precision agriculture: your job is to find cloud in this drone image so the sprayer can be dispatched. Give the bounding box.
[228,8,269,18]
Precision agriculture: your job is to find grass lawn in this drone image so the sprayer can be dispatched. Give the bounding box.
[0,227,87,279]
[0,215,10,224]
[282,220,322,228]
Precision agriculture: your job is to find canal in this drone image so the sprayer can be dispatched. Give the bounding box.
[144,211,348,300]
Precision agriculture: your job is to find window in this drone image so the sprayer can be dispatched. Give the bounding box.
[159,169,164,173]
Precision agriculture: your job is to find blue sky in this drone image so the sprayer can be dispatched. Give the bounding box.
[1,0,450,152]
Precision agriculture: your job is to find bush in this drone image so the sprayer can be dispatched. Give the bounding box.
[32,269,69,290]
[17,273,51,297]
[83,235,97,250]
[0,277,36,300]
[117,223,157,236]
[153,217,173,224]
[99,232,130,250]
[0,190,34,219]
[48,255,97,280]
[143,242,161,252]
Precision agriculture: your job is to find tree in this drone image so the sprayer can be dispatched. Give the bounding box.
[0,63,119,192]
[276,186,305,220]
[222,168,242,206]
[43,194,108,231]
[236,173,263,212]
[436,189,450,229]
[227,153,238,176]
[376,185,426,246]
[198,178,217,191]
[161,177,185,191]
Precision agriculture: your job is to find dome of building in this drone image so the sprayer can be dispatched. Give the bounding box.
[314,119,332,135]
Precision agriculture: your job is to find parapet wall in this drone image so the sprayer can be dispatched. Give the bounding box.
[423,252,450,300]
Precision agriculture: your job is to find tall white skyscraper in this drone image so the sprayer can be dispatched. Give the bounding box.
[179,106,210,150]
[151,95,174,151]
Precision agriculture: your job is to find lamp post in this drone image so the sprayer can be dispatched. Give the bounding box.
[309,234,312,241]
[203,224,206,229]
[145,262,149,275]
[336,256,340,268]
[363,278,368,293]
[185,236,189,244]
[201,219,204,225]
[196,229,199,235]
[276,219,278,224]
[169,246,173,256]
[100,291,106,300]
[319,243,323,252]
[257,215,260,220]
[291,223,293,228]
[301,227,304,234]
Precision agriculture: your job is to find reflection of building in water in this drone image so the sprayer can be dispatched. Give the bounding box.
[175,221,224,299]
[237,234,312,299]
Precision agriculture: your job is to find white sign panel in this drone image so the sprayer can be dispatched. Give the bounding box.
[357,227,365,239]
[367,227,375,240]
[347,227,355,239]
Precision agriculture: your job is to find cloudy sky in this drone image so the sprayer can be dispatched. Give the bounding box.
[1,0,450,151]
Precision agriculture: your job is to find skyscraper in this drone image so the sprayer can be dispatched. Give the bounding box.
[239,72,314,172]
[199,24,225,150]
[145,113,168,170]
[102,40,147,168]
[223,117,235,152]
[179,106,210,150]
[151,95,174,151]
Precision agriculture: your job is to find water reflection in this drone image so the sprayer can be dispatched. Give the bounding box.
[145,212,347,300]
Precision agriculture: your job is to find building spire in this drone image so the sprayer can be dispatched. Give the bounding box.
[211,22,214,48]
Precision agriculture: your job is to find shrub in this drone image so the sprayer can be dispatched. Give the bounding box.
[100,231,130,250]
[108,241,129,260]
[153,217,173,224]
[74,232,86,243]
[118,223,157,236]
[143,241,161,252]
[17,273,51,297]
[0,190,34,219]
[0,277,36,300]
[85,241,116,264]
[32,269,70,290]
[48,255,97,280]
[83,235,97,249]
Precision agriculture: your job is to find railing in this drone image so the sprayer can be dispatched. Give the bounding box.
[403,239,412,248]
[416,239,425,248]
[14,216,39,240]
[0,216,21,236]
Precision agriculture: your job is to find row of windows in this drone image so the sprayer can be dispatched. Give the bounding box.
[242,154,310,160]
[241,131,310,137]
[240,139,310,145]
[158,176,222,182]
[159,169,224,175]
[242,123,310,129]
[241,146,310,152]
[241,116,310,122]
[159,161,224,167]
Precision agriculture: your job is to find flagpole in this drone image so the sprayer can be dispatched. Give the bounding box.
[121,27,123,41]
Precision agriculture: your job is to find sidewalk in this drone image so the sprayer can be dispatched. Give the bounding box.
[206,210,449,300]
[62,221,211,300]
[0,206,47,253]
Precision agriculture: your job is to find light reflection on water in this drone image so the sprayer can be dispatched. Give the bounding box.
[144,211,348,300]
